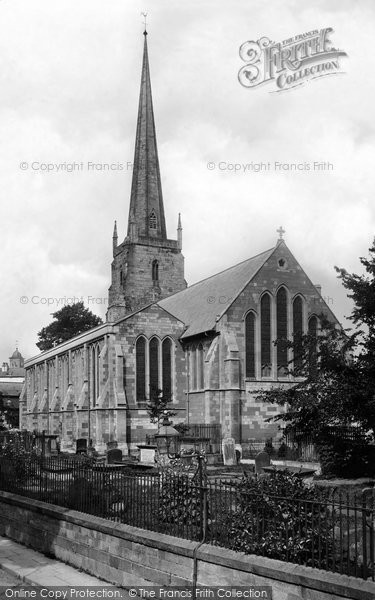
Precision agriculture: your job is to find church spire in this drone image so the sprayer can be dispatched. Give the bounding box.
[127,32,167,241]
[112,220,118,255]
[177,213,182,250]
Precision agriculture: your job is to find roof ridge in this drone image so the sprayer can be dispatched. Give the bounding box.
[159,246,275,302]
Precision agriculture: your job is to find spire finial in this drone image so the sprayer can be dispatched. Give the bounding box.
[141,12,148,35]
[277,226,285,241]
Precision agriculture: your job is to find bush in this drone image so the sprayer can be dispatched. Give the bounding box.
[277,442,288,458]
[264,438,275,456]
[317,440,375,478]
[221,471,334,567]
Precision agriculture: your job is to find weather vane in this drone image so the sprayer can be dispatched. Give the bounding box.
[141,12,148,33]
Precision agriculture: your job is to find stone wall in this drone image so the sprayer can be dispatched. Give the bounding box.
[0,491,374,600]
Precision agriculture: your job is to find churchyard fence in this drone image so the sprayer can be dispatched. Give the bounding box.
[0,454,374,581]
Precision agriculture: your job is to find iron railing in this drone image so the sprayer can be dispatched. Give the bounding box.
[0,455,374,580]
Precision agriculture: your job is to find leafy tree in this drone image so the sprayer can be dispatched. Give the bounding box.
[256,239,375,444]
[146,388,176,426]
[36,302,103,351]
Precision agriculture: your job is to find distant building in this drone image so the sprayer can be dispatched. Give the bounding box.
[20,32,340,454]
[0,347,25,429]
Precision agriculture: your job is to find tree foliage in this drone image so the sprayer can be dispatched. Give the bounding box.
[221,471,334,566]
[36,302,103,351]
[256,239,375,444]
[146,388,176,425]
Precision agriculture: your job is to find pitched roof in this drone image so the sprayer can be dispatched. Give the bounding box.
[158,247,274,338]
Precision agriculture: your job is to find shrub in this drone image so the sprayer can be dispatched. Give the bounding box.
[264,438,275,456]
[221,471,335,567]
[277,442,288,458]
[317,440,375,478]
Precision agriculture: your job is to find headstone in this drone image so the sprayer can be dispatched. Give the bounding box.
[255,450,270,474]
[235,444,242,464]
[137,444,156,464]
[76,438,87,454]
[106,441,118,450]
[107,448,123,464]
[222,437,236,466]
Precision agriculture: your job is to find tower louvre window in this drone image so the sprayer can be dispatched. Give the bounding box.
[152,259,159,282]
[149,210,157,230]
[136,337,146,402]
[276,287,288,376]
[245,312,256,378]
[149,337,159,398]
[293,296,303,371]
[261,294,271,377]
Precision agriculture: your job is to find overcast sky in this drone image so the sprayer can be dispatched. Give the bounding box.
[1,0,374,362]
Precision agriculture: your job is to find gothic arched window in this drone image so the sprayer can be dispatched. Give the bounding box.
[276,287,288,376]
[90,343,102,406]
[261,294,271,377]
[149,337,159,398]
[162,338,172,398]
[149,210,157,230]
[308,316,318,373]
[245,312,256,378]
[152,259,159,283]
[136,337,146,402]
[189,346,197,390]
[293,296,303,371]
[197,343,204,389]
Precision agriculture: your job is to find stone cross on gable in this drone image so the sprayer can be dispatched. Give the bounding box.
[277,226,285,240]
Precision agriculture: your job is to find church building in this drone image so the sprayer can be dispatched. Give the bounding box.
[20,32,339,454]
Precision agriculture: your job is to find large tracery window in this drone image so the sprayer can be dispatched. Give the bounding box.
[136,337,175,403]
[245,312,256,378]
[245,290,324,381]
[260,294,271,377]
[276,287,288,376]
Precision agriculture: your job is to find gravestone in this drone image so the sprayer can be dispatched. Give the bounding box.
[137,444,157,464]
[222,438,236,466]
[76,438,87,454]
[107,448,123,464]
[235,444,242,465]
[106,441,118,450]
[255,450,270,474]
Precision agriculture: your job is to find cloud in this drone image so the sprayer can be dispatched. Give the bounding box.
[0,0,374,360]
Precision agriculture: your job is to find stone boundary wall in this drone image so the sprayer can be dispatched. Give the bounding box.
[0,491,374,600]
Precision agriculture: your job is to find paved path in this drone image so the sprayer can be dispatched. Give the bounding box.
[0,566,21,585]
[0,537,128,592]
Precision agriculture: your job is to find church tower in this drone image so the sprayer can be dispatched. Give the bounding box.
[107,31,186,322]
